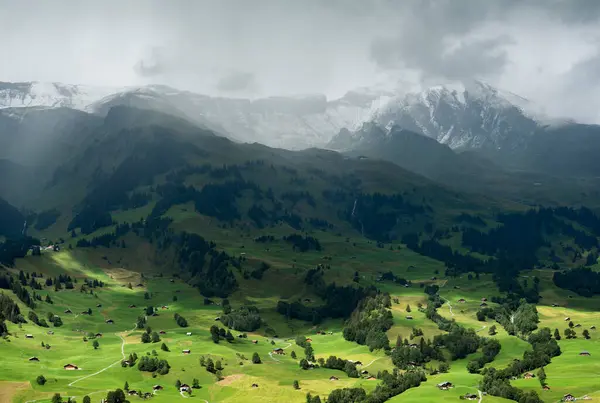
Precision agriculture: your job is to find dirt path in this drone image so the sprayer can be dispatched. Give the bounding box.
[68,324,135,387]
[361,357,381,369]
[446,301,455,317]
[478,389,483,403]
[268,341,292,362]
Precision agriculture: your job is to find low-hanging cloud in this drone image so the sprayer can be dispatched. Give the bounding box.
[0,0,599,123]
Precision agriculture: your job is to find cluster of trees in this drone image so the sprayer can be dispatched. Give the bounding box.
[200,355,224,375]
[322,356,359,378]
[28,311,48,327]
[391,338,444,369]
[220,305,262,331]
[209,325,234,343]
[173,232,237,298]
[283,234,322,252]
[68,205,114,235]
[140,327,160,343]
[343,294,393,351]
[33,209,61,231]
[467,338,502,373]
[553,267,600,296]
[173,313,188,327]
[121,353,138,367]
[433,326,481,360]
[277,268,374,324]
[326,369,427,403]
[0,274,36,310]
[0,236,40,267]
[76,223,130,248]
[481,327,561,402]
[137,356,170,374]
[479,302,539,337]
[0,293,24,323]
[345,192,428,241]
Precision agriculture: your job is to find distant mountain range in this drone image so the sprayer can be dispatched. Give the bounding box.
[2,79,600,203]
[0,81,388,149]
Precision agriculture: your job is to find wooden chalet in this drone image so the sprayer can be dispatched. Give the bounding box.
[481,298,487,302]
[272,348,285,355]
[186,332,192,336]
[25,334,33,339]
[252,383,259,388]
[458,298,466,303]
[64,309,72,314]
[96,304,102,307]
[305,338,313,343]
[179,384,191,392]
[29,357,39,362]
[564,317,571,321]
[105,319,114,324]
[329,376,339,381]
[128,304,136,308]
[524,372,535,379]
[563,394,575,402]
[47,330,54,335]
[252,340,258,344]
[64,364,79,370]
[128,390,138,396]
[182,349,191,354]
[406,315,414,320]
[95,333,103,337]
[464,394,478,400]
[580,350,591,356]
[543,385,551,391]
[480,302,488,307]
[153,385,163,391]
[591,325,597,330]
[437,381,453,390]
[159,330,166,334]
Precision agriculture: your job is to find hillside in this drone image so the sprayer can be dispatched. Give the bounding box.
[1,106,600,403]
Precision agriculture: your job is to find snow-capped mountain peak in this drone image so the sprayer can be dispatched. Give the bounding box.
[349,80,542,151]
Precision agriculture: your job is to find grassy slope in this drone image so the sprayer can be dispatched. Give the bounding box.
[3,225,600,403]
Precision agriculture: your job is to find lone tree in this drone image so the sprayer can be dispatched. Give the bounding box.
[93,340,99,349]
[124,381,129,391]
[537,367,547,386]
[489,325,497,336]
[161,342,169,352]
[83,396,91,403]
[291,350,297,359]
[554,328,561,340]
[175,380,182,389]
[51,393,63,403]
[36,375,47,385]
[406,304,411,313]
[206,358,215,373]
[141,332,151,343]
[293,380,300,389]
[583,329,591,339]
[252,352,261,364]
[193,378,200,389]
[151,332,160,343]
[215,360,223,371]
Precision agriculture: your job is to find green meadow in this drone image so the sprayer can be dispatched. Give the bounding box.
[2,228,600,403]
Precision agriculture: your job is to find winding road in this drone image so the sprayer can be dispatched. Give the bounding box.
[68,325,133,387]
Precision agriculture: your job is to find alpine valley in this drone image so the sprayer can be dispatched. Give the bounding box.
[1,78,600,403]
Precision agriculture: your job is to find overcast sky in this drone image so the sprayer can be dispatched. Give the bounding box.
[1,0,600,122]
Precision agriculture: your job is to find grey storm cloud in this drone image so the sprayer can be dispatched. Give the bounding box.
[1,0,600,122]
[217,72,257,93]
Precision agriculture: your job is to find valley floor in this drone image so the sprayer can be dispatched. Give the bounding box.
[2,233,600,403]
